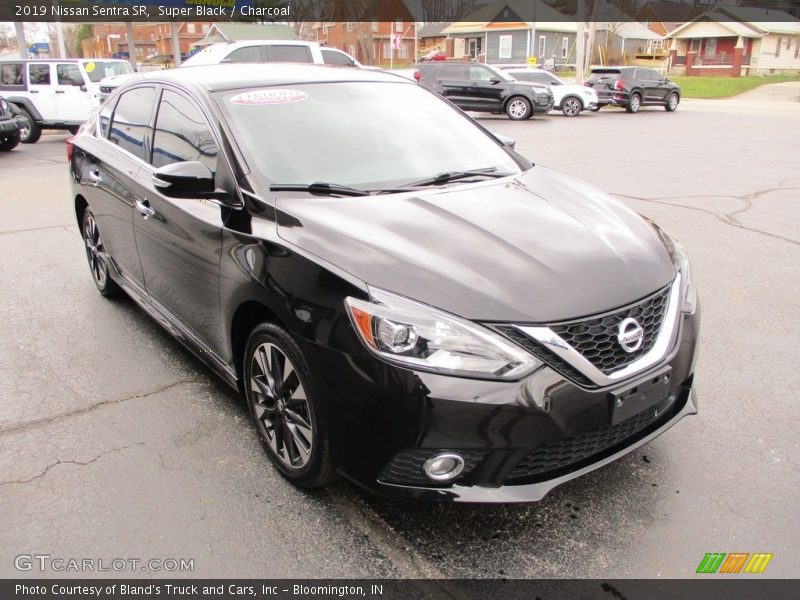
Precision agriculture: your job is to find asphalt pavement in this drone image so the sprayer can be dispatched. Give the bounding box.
[0,94,798,580]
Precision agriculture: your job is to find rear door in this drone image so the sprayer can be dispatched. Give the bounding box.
[133,87,231,352]
[54,63,90,121]
[432,64,470,108]
[27,63,57,120]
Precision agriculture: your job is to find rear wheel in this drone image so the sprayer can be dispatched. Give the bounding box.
[244,323,335,488]
[0,132,20,151]
[81,209,121,296]
[626,93,641,113]
[561,96,582,117]
[665,92,679,112]
[505,96,532,121]
[17,108,41,144]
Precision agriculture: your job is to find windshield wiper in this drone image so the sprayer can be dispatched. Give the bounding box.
[406,167,513,187]
[270,182,370,197]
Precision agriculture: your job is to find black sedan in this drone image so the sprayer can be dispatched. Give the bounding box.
[69,65,699,502]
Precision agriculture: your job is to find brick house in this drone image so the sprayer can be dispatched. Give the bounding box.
[80,24,158,60]
[668,6,800,76]
[154,22,211,58]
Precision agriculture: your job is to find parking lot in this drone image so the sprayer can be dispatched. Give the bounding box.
[1,95,798,580]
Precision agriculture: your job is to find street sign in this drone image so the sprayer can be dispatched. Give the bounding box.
[392,33,403,50]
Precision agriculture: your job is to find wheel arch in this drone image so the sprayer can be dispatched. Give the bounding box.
[230,300,284,389]
[74,194,89,228]
[503,93,532,110]
[5,97,42,122]
[562,94,584,109]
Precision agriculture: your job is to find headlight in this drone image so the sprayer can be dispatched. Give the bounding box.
[653,224,697,313]
[345,288,542,380]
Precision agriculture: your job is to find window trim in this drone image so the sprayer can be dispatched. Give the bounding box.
[106,84,159,165]
[561,37,569,59]
[498,35,513,59]
[538,35,546,58]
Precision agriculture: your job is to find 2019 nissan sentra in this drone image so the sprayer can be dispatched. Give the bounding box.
[69,65,699,502]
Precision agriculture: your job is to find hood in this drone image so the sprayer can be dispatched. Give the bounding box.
[274,167,675,323]
[511,80,550,93]
[99,72,140,87]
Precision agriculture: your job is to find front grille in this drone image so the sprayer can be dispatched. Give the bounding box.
[505,402,663,483]
[379,449,487,487]
[551,285,671,374]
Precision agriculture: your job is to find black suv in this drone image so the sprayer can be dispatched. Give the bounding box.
[587,66,681,113]
[0,95,27,152]
[415,62,554,120]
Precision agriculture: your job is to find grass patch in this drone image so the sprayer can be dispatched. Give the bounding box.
[669,74,800,99]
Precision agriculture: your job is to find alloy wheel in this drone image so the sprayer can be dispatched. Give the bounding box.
[669,94,678,110]
[563,98,581,116]
[19,123,30,139]
[508,99,529,119]
[83,213,107,288]
[629,95,641,112]
[250,342,313,469]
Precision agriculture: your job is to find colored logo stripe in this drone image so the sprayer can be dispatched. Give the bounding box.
[697,552,772,574]
[744,553,773,574]
[697,553,726,574]
[720,553,749,573]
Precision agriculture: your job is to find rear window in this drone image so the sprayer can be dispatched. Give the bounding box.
[322,49,354,66]
[588,70,622,82]
[0,63,23,86]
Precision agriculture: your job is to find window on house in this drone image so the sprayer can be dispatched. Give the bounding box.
[705,38,717,57]
[561,37,569,59]
[795,39,799,59]
[346,22,354,32]
[775,37,781,57]
[498,35,512,59]
[187,23,196,34]
[398,43,409,59]
[371,20,378,32]
[538,35,546,58]
[395,20,403,33]
[690,39,700,52]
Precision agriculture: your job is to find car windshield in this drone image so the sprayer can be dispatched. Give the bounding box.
[216,82,521,190]
[81,60,133,82]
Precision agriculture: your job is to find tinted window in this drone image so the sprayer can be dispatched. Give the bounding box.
[322,49,354,66]
[56,63,84,86]
[641,69,662,81]
[98,100,115,139]
[0,63,23,86]
[224,46,263,63]
[109,87,156,161]
[440,64,466,79]
[469,66,494,81]
[513,72,551,84]
[152,90,218,173]
[267,46,312,63]
[588,70,621,82]
[82,60,133,82]
[28,64,50,85]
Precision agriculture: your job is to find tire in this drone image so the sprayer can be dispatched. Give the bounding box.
[561,96,582,117]
[17,108,41,144]
[0,132,20,151]
[505,96,532,120]
[68,126,79,135]
[626,93,641,113]
[665,92,679,112]
[81,209,121,297]
[243,323,335,488]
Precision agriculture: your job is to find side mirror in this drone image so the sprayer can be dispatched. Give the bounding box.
[153,161,215,198]
[492,132,516,149]
[490,76,501,84]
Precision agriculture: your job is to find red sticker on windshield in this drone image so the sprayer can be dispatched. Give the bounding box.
[230,89,308,105]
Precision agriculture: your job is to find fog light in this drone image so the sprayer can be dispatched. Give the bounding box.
[422,453,465,482]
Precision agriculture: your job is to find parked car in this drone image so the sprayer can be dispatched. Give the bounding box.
[0,59,133,142]
[415,62,554,120]
[502,68,599,116]
[587,66,681,113]
[0,94,28,151]
[98,41,365,103]
[69,65,699,502]
[419,49,446,62]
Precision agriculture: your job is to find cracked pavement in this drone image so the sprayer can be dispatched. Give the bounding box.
[1,95,798,579]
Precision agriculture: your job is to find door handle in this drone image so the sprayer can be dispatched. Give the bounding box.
[55,90,65,94]
[88,169,102,183]
[134,197,155,220]
[30,90,39,94]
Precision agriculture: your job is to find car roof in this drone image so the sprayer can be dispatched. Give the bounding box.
[0,58,128,63]
[128,64,411,93]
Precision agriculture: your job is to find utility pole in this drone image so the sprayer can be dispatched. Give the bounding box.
[575,1,586,84]
[14,22,26,59]
[53,1,67,58]
[125,22,137,71]
[171,22,182,67]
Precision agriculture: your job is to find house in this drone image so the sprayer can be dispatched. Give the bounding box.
[637,1,707,37]
[193,23,297,51]
[314,0,416,65]
[668,6,800,76]
[418,22,450,51]
[154,23,210,58]
[442,0,577,67]
[594,21,667,65]
[80,24,158,60]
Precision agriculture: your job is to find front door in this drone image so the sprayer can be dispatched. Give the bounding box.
[468,65,503,112]
[26,63,56,120]
[639,68,668,103]
[54,63,90,121]
[133,88,229,352]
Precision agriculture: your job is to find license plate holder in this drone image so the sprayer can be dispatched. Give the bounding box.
[609,367,672,425]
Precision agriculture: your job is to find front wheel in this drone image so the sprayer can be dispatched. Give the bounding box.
[626,93,641,113]
[81,209,121,296]
[665,92,679,112]
[561,96,582,117]
[244,323,335,488]
[17,108,41,143]
[0,132,20,151]
[505,96,532,120]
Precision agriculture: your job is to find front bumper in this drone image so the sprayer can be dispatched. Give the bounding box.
[303,306,700,503]
[533,97,555,114]
[0,115,27,135]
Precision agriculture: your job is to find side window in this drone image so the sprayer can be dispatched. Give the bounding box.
[322,49,354,66]
[152,90,218,174]
[0,63,23,86]
[469,66,493,81]
[648,69,663,81]
[28,64,51,85]
[441,65,466,79]
[98,100,115,139]
[109,87,156,161]
[224,46,263,63]
[56,64,84,86]
[266,46,313,63]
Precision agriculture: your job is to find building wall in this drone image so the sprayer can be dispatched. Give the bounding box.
[485,29,528,64]
[534,31,577,67]
[755,34,800,72]
[316,22,415,65]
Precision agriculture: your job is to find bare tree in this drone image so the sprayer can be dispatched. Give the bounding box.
[419,0,477,22]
